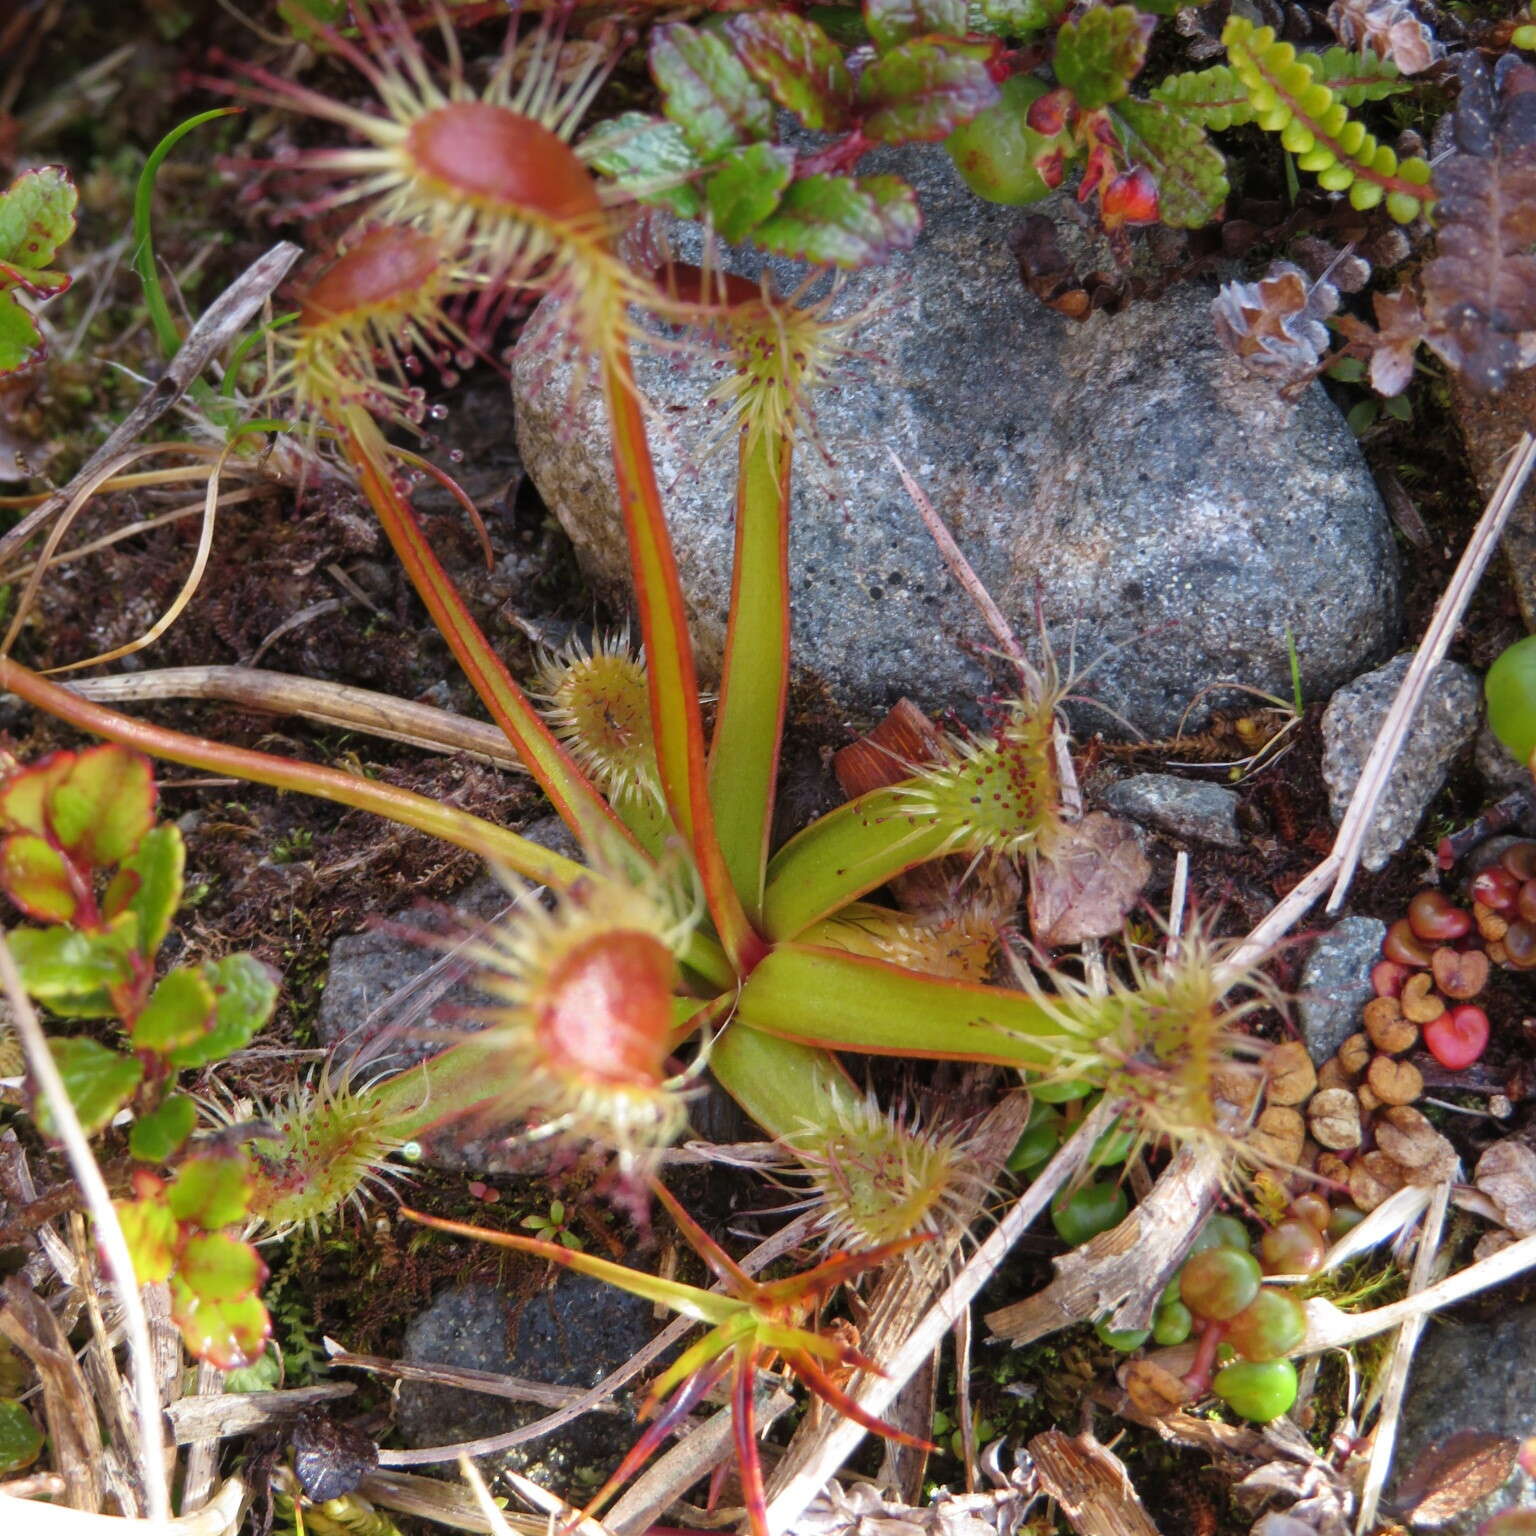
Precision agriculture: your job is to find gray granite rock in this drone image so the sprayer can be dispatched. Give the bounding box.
[1099,772,1243,848]
[1297,916,1385,1063]
[1321,654,1481,872]
[398,1274,657,1488]
[316,815,580,1074]
[1476,721,1529,796]
[1392,1302,1536,1533]
[512,142,1399,738]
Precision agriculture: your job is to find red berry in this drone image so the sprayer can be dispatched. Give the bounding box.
[1422,1004,1490,1070]
[1181,1247,1262,1321]
[1506,922,1536,969]
[1503,841,1536,882]
[1519,880,1536,926]
[1407,890,1472,943]
[1259,1219,1326,1276]
[1289,1193,1331,1230]
[1471,867,1521,912]
[1371,960,1409,998]
[1383,919,1433,968]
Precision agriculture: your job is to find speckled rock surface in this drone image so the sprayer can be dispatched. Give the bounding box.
[1392,1302,1536,1534]
[513,142,1399,737]
[1099,772,1242,848]
[1297,916,1386,1064]
[1321,654,1481,871]
[397,1274,656,1487]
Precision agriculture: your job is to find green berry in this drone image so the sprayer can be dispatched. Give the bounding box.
[1212,1358,1299,1423]
[1152,1300,1193,1346]
[1095,1319,1150,1352]
[1050,1180,1129,1246]
[1180,1247,1262,1321]
[1191,1214,1252,1254]
[1487,636,1536,763]
[1225,1288,1306,1362]
[945,76,1059,206]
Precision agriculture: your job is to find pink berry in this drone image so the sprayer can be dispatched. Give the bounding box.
[1371,960,1410,998]
[1422,1005,1490,1070]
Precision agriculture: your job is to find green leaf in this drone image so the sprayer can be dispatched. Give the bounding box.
[858,37,1000,142]
[0,1399,42,1475]
[0,294,44,375]
[104,824,185,959]
[10,925,134,1016]
[0,166,75,375]
[864,0,968,51]
[581,112,705,218]
[1149,64,1254,130]
[45,745,155,867]
[166,1154,251,1231]
[221,1348,281,1393]
[706,143,795,242]
[179,1231,265,1302]
[0,753,74,841]
[650,23,774,159]
[754,173,921,267]
[1113,99,1228,227]
[129,1093,198,1162]
[169,1277,271,1370]
[276,0,346,42]
[131,968,216,1053]
[725,12,853,132]
[0,166,77,283]
[40,1037,142,1137]
[967,0,1069,35]
[167,953,276,1069]
[0,833,78,924]
[1054,5,1154,110]
[116,1191,177,1283]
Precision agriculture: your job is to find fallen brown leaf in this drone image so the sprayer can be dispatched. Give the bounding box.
[1028,812,1150,946]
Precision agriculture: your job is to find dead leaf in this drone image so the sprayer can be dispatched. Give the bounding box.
[1327,0,1443,75]
[1212,261,1339,385]
[834,698,946,798]
[1374,1105,1457,1181]
[1028,812,1150,946]
[1391,1429,1518,1525]
[1475,1139,1536,1236]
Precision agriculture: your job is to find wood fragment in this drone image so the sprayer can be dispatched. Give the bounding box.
[163,1383,356,1444]
[1028,1428,1163,1536]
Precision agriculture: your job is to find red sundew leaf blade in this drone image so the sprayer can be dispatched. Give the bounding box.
[341,413,633,856]
[754,1235,932,1303]
[601,352,763,971]
[650,1176,756,1293]
[790,1352,937,1448]
[733,1348,770,1536]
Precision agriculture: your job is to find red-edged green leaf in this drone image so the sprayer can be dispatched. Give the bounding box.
[169,1277,271,1370]
[11,925,135,1015]
[0,752,74,840]
[130,967,215,1053]
[0,1400,43,1474]
[129,1092,198,1163]
[863,0,967,51]
[0,833,78,924]
[166,1154,251,1231]
[1112,98,1228,227]
[753,174,920,267]
[706,143,795,242]
[581,112,705,218]
[858,38,1000,142]
[45,744,155,867]
[724,12,853,132]
[1054,5,1155,110]
[179,1231,265,1302]
[103,823,184,958]
[0,166,77,276]
[166,953,276,1070]
[651,23,774,159]
[39,1037,142,1137]
[0,294,45,374]
[115,1192,177,1283]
